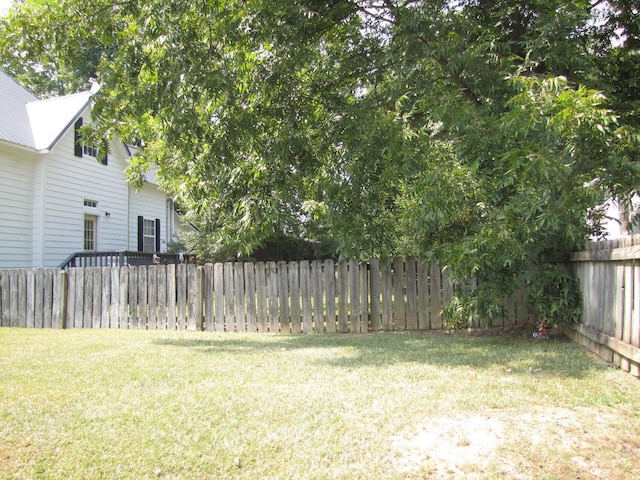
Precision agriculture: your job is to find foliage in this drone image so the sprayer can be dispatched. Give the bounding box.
[2,0,639,326]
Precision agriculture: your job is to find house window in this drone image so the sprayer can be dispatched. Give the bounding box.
[143,219,156,253]
[74,117,108,165]
[84,215,97,251]
[138,216,161,253]
[84,199,97,208]
[83,143,99,158]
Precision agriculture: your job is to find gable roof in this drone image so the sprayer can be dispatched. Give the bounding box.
[0,70,92,151]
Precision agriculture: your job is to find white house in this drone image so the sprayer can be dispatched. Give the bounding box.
[0,70,187,268]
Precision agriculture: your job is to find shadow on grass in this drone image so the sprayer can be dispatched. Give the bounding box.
[152,332,600,379]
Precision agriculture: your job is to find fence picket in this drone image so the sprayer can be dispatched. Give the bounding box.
[166,264,176,330]
[148,266,158,331]
[101,267,111,328]
[1,270,9,327]
[430,263,442,329]
[213,263,225,332]
[233,263,245,331]
[301,261,313,333]
[311,260,324,333]
[289,262,301,333]
[245,263,257,332]
[187,264,201,331]
[417,260,429,330]
[111,267,120,328]
[157,265,167,330]
[406,258,418,331]
[381,260,393,331]
[369,259,381,332]
[337,260,348,333]
[204,264,214,331]
[267,262,279,332]
[34,269,44,328]
[92,267,102,329]
[52,270,67,328]
[393,258,405,331]
[324,260,336,333]
[177,264,187,330]
[43,268,54,328]
[128,266,138,329]
[277,262,290,332]
[255,262,268,332]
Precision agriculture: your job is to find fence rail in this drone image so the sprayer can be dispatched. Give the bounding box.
[0,258,525,333]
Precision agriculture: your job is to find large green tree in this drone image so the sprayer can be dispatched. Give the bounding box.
[2,0,638,327]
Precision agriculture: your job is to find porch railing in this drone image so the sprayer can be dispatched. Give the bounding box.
[59,251,195,269]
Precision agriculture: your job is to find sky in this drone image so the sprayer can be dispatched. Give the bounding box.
[0,0,12,16]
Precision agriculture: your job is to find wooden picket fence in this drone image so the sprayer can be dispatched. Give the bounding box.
[568,236,640,377]
[0,258,525,332]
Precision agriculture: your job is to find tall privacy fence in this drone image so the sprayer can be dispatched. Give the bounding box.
[0,258,526,333]
[569,236,640,378]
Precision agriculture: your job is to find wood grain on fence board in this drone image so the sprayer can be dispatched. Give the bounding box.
[44,268,54,328]
[406,258,418,331]
[101,267,111,328]
[289,261,301,333]
[52,270,66,328]
[204,263,214,331]
[267,262,279,332]
[148,266,158,331]
[301,261,313,333]
[1,271,9,327]
[128,267,138,330]
[233,262,245,331]
[223,262,234,331]
[337,260,348,333]
[110,267,120,328]
[244,262,257,332]
[187,264,201,331]
[429,263,442,329]
[118,267,128,329]
[255,262,268,332]
[157,265,168,330]
[381,260,393,331]
[324,259,336,333]
[393,258,405,331]
[311,260,324,333]
[176,264,186,330]
[33,269,44,328]
[166,264,176,330]
[369,259,381,332]
[417,261,429,330]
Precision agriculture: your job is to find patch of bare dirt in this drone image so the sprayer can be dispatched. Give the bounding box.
[390,407,626,479]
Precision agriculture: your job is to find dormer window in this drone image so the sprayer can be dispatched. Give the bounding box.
[74,117,108,165]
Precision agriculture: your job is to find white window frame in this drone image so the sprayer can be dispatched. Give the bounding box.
[143,218,156,253]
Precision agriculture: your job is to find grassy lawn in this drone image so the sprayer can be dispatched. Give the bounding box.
[1,329,639,479]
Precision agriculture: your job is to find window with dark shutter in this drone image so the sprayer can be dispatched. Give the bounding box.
[74,118,83,157]
[137,216,159,253]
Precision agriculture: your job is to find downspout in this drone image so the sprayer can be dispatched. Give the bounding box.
[127,183,131,250]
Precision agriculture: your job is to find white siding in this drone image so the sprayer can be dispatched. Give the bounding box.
[128,183,171,252]
[0,145,35,268]
[40,111,131,266]
[0,105,175,267]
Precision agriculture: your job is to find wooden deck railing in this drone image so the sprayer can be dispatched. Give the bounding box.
[59,251,194,269]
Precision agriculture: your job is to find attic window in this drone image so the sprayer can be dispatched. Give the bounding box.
[74,117,109,165]
[83,143,98,158]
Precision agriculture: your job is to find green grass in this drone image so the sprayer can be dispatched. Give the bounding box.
[1,328,639,479]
